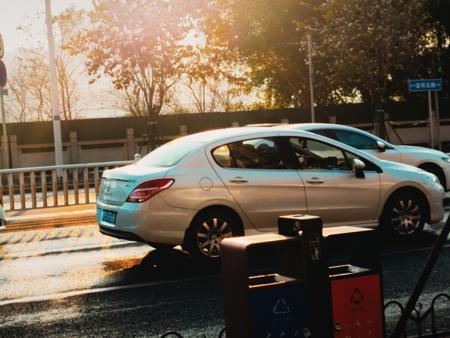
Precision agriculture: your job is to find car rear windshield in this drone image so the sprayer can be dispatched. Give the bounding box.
[138,140,202,167]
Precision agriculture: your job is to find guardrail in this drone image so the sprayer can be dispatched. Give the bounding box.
[385,293,450,337]
[0,161,133,211]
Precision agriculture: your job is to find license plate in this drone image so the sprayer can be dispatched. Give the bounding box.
[102,210,117,225]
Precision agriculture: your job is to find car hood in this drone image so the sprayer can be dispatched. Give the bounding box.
[379,159,425,174]
[395,145,447,159]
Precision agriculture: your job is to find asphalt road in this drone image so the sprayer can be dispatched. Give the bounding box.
[0,212,449,338]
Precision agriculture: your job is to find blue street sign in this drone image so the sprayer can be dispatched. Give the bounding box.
[408,79,442,92]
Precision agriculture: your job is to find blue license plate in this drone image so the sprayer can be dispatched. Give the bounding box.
[102,210,117,224]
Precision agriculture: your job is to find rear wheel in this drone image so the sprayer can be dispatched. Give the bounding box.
[185,209,243,263]
[380,192,427,237]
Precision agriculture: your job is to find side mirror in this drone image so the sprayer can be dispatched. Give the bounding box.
[353,158,366,178]
[376,141,386,152]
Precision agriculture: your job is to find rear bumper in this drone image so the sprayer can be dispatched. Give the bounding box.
[97,195,196,245]
[99,225,146,243]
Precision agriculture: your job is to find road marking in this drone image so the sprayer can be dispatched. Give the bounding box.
[0,274,218,307]
[101,236,113,251]
[20,232,35,244]
[46,229,58,240]
[26,231,46,254]
[89,226,99,237]
[58,228,72,238]
[70,227,81,241]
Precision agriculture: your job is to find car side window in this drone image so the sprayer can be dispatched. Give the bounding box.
[311,129,339,141]
[212,138,286,169]
[289,137,351,171]
[334,129,379,150]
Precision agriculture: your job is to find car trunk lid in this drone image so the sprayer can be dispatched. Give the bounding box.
[98,164,169,206]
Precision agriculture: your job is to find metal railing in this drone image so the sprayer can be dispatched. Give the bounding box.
[0,161,133,211]
[385,293,450,337]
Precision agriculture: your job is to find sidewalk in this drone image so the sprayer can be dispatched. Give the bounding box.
[4,204,97,232]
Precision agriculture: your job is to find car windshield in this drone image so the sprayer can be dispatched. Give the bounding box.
[138,139,202,167]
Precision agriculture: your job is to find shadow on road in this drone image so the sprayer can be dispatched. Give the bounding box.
[102,248,221,285]
[101,220,449,286]
[381,229,442,253]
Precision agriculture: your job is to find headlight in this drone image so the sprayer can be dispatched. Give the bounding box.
[420,171,439,184]
[442,156,450,163]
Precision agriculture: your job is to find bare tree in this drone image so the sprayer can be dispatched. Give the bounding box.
[6,7,83,122]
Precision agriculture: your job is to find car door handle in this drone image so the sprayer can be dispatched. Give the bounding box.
[229,177,248,183]
[306,177,324,184]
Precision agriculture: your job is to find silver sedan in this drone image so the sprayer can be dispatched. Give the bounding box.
[97,127,445,262]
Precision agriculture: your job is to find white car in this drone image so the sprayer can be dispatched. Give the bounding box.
[97,127,444,262]
[281,123,450,191]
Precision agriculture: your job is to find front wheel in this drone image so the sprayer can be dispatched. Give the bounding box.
[380,192,427,237]
[184,209,243,263]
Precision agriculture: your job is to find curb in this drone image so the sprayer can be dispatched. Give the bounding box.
[3,214,97,233]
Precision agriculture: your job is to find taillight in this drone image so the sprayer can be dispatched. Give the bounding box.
[126,179,174,203]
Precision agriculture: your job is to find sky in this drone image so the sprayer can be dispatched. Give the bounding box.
[0,0,251,119]
[0,0,92,57]
[0,0,127,119]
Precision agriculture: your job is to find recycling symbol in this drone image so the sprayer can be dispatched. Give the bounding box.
[350,288,365,305]
[272,298,291,315]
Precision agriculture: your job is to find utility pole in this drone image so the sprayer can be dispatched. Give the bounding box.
[0,33,9,168]
[44,0,64,174]
[307,34,315,123]
[0,89,9,168]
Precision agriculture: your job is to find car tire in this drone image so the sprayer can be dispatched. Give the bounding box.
[184,209,243,263]
[380,191,427,237]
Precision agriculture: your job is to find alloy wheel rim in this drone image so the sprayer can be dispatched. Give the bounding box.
[196,217,232,258]
[391,198,422,235]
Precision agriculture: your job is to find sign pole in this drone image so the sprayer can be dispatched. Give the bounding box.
[427,91,434,149]
[45,0,64,174]
[434,91,441,150]
[408,79,442,150]
[307,34,315,123]
[0,91,9,168]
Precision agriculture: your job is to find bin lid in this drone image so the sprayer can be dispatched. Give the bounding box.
[221,233,298,250]
[323,226,373,238]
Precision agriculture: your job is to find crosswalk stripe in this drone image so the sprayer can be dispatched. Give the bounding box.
[70,227,81,241]
[20,232,35,244]
[101,236,113,251]
[46,229,58,240]
[61,228,72,238]
[89,226,97,237]
[25,231,47,254]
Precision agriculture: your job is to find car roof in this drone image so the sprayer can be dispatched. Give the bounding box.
[274,123,348,130]
[174,127,289,144]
